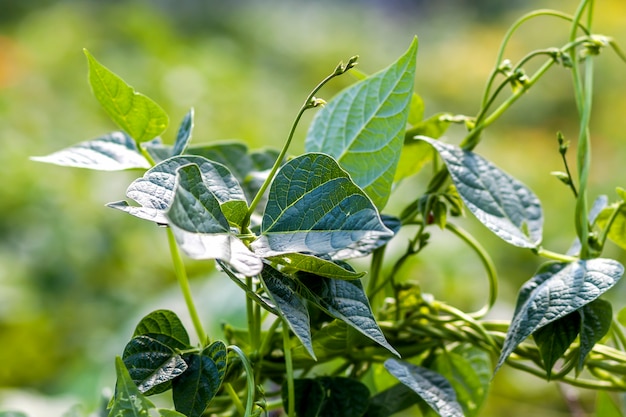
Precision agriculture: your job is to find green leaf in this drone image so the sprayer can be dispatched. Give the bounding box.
[31,132,150,171]
[292,320,349,363]
[156,411,186,417]
[260,265,315,359]
[133,310,190,350]
[84,50,168,142]
[384,358,464,417]
[267,253,365,280]
[108,155,247,225]
[305,38,418,210]
[419,137,543,248]
[365,383,420,417]
[172,341,227,417]
[251,153,393,259]
[496,259,623,371]
[298,273,398,356]
[596,203,626,250]
[579,298,613,372]
[122,335,188,395]
[596,391,624,417]
[532,312,580,379]
[109,356,155,417]
[284,377,370,417]
[166,164,262,276]
[143,109,195,162]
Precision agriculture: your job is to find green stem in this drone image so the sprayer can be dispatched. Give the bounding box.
[282,322,295,417]
[228,345,256,417]
[246,276,259,348]
[225,383,246,416]
[367,246,386,311]
[166,228,207,345]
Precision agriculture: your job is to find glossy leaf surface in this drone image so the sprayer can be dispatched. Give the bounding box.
[251,153,392,258]
[85,50,168,142]
[497,259,623,371]
[32,132,150,171]
[420,137,543,248]
[306,38,418,210]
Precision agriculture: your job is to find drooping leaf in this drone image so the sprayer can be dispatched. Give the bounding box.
[384,359,464,417]
[305,38,418,210]
[419,137,543,248]
[166,164,261,276]
[84,50,168,142]
[298,273,398,356]
[532,312,580,379]
[578,298,613,372]
[107,155,246,225]
[133,310,190,350]
[122,335,188,395]
[496,259,623,371]
[284,377,370,417]
[267,253,365,280]
[31,132,150,171]
[109,356,155,417]
[172,341,227,417]
[251,153,393,259]
[260,265,314,359]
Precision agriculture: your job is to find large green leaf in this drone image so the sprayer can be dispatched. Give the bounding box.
[109,356,155,417]
[133,310,191,350]
[251,153,393,259]
[172,341,227,417]
[107,155,247,225]
[85,50,168,143]
[122,335,188,395]
[305,38,418,210]
[283,377,370,417]
[166,164,262,276]
[384,359,463,417]
[267,253,365,280]
[260,265,314,359]
[532,313,580,379]
[298,273,398,356]
[578,298,613,372]
[31,132,150,171]
[419,137,543,248]
[496,259,623,371]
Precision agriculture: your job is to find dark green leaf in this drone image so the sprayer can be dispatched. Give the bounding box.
[267,253,365,280]
[133,310,190,350]
[260,265,314,359]
[496,259,623,371]
[172,341,227,417]
[532,313,580,379]
[109,356,155,417]
[166,164,262,276]
[122,335,188,395]
[298,273,398,356]
[31,132,150,171]
[84,50,168,142]
[384,358,464,417]
[306,38,418,210]
[579,298,613,372]
[419,137,543,248]
[365,383,421,417]
[284,377,370,417]
[283,379,325,417]
[251,153,392,259]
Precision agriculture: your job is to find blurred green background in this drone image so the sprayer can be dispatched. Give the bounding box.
[1,0,626,415]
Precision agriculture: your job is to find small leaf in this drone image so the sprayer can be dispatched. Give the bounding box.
[284,377,370,417]
[172,109,194,156]
[31,132,150,171]
[306,38,418,210]
[251,153,392,259]
[84,50,168,142]
[260,265,315,359]
[166,164,262,276]
[267,253,365,280]
[496,259,623,371]
[133,309,190,350]
[109,356,155,417]
[172,341,227,417]
[419,137,543,248]
[122,335,188,395]
[578,298,612,372]
[532,313,580,379]
[298,273,398,356]
[384,359,464,417]
[596,203,626,250]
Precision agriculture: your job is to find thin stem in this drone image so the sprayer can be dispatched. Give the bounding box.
[535,247,578,263]
[282,322,295,417]
[225,383,246,416]
[166,228,207,345]
[228,345,256,417]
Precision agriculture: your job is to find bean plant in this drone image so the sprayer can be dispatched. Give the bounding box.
[31,1,626,416]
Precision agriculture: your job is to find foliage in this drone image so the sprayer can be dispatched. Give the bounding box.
[27,1,626,416]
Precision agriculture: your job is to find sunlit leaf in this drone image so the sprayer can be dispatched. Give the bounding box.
[306,38,418,210]
[85,50,168,142]
[384,359,463,417]
[267,253,365,280]
[251,153,392,259]
[31,132,150,171]
[420,137,543,248]
[143,109,194,162]
[133,309,190,350]
[172,341,227,417]
[496,259,623,371]
[596,203,626,250]
[109,356,155,417]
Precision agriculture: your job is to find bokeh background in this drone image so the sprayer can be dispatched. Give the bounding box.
[1,0,626,415]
